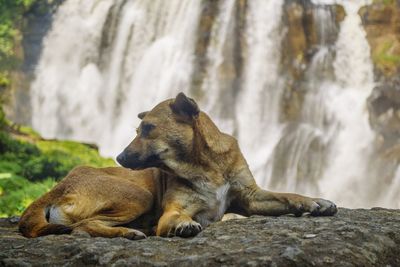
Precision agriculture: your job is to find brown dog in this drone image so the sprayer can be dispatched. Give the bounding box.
[19,166,168,239]
[117,92,337,237]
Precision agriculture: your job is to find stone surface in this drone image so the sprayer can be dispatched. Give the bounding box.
[1,208,399,266]
[360,0,400,78]
[368,77,400,147]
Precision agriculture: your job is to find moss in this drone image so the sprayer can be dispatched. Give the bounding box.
[372,0,395,5]
[0,129,115,181]
[372,39,400,76]
[35,139,115,178]
[18,125,41,138]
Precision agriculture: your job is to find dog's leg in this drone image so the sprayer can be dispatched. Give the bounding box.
[242,190,337,217]
[69,200,152,239]
[231,169,337,217]
[156,208,202,238]
[72,219,147,240]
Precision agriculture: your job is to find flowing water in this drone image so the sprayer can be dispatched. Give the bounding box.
[31,0,398,208]
[32,0,201,154]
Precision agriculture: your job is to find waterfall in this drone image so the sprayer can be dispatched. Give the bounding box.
[264,4,338,196]
[319,0,376,207]
[31,0,398,208]
[199,0,237,133]
[235,0,285,186]
[31,0,201,156]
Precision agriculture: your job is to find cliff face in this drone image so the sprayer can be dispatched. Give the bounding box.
[280,0,345,122]
[1,208,399,266]
[361,1,400,161]
[360,0,400,79]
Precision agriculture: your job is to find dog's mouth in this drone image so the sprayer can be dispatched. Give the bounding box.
[117,151,162,170]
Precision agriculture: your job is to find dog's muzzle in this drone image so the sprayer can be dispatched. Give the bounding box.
[117,150,161,170]
[117,150,139,168]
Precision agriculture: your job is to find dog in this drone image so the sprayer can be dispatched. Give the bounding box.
[19,166,169,239]
[117,92,337,237]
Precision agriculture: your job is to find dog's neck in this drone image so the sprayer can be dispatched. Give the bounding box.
[163,113,253,186]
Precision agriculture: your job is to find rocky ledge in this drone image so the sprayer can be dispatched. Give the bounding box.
[0,208,399,267]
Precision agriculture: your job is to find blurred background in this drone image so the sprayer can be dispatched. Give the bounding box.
[1,0,399,216]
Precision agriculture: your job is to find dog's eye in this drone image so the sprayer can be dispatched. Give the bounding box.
[140,123,155,137]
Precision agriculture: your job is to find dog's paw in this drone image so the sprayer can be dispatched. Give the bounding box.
[173,221,202,238]
[287,196,337,217]
[310,198,337,216]
[123,229,147,240]
[287,197,320,217]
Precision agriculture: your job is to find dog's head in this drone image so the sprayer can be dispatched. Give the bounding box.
[117,92,201,170]
[117,92,234,172]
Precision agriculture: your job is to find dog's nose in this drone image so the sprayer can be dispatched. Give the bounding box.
[116,153,126,165]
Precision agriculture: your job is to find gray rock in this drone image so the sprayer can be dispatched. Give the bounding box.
[1,208,400,266]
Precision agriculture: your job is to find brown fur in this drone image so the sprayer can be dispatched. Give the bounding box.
[19,166,168,238]
[117,92,337,237]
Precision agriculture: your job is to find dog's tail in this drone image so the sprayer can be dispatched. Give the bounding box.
[18,189,72,238]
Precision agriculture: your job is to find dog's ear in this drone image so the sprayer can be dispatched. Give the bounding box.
[138,111,149,120]
[196,113,233,154]
[170,92,200,121]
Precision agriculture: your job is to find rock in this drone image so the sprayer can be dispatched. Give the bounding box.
[368,77,400,147]
[303,234,317,239]
[1,208,399,266]
[360,1,400,78]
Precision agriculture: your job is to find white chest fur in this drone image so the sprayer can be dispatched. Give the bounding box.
[193,182,232,227]
[215,183,230,219]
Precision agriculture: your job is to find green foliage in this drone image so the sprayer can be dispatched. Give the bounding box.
[0,124,114,180]
[0,102,6,129]
[37,140,115,170]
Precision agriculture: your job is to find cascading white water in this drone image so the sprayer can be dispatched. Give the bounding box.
[31,0,115,141]
[31,0,201,156]
[385,166,400,208]
[31,0,399,208]
[263,5,338,196]
[319,0,376,207]
[260,0,378,207]
[235,0,285,187]
[199,0,237,133]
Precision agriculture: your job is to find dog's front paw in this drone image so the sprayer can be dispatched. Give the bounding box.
[173,221,202,238]
[310,198,337,216]
[286,195,337,217]
[287,196,320,217]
